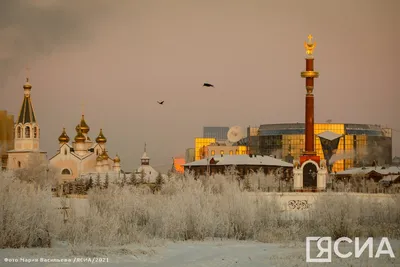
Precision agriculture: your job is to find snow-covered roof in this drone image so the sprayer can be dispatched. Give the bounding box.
[336,166,400,176]
[379,175,400,183]
[317,131,343,141]
[183,154,293,167]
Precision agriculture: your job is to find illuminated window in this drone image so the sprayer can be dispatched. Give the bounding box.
[229,150,233,155]
[235,150,239,155]
[220,151,224,155]
[33,127,37,138]
[211,150,215,156]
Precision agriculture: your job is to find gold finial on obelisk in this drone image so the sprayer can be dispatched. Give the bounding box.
[304,34,316,57]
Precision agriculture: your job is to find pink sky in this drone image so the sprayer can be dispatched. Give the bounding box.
[0,0,399,171]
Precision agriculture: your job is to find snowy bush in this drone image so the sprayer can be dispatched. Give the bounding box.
[0,172,54,248]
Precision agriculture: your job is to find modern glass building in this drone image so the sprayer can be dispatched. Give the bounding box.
[203,126,229,141]
[243,123,392,173]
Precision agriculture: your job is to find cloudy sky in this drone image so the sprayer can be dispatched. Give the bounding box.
[0,0,399,172]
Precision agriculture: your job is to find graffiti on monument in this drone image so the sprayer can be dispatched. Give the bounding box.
[288,200,311,210]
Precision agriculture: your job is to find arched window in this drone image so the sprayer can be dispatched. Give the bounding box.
[33,127,38,138]
[25,126,30,138]
[18,161,21,168]
[64,148,67,155]
[211,150,215,156]
[61,169,71,175]
[220,151,224,155]
[229,150,233,155]
[17,127,21,138]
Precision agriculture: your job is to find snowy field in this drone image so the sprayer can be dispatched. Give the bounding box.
[1,239,399,267]
[2,172,400,266]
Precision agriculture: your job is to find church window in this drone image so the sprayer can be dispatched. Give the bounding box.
[229,150,233,155]
[220,151,224,155]
[64,148,67,155]
[25,126,30,138]
[33,127,38,138]
[18,161,21,168]
[17,127,21,138]
[61,169,71,175]
[211,150,215,156]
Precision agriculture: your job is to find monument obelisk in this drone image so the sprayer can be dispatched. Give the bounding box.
[293,34,327,192]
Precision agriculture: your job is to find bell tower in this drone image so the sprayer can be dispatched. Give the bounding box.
[8,74,47,169]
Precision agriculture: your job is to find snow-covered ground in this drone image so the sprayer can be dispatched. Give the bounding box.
[1,239,399,267]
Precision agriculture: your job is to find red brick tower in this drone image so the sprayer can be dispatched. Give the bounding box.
[300,34,320,167]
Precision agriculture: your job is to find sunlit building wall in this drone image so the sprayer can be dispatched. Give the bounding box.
[185,148,195,163]
[173,157,185,173]
[258,123,392,173]
[0,110,14,170]
[195,138,216,160]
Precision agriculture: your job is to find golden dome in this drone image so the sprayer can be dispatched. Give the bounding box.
[96,155,103,162]
[75,115,90,134]
[74,126,85,142]
[23,78,32,90]
[101,150,109,160]
[95,129,107,143]
[113,154,121,163]
[58,128,70,143]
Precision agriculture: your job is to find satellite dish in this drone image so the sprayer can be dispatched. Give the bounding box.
[227,126,244,143]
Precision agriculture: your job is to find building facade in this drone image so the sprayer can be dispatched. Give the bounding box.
[7,78,47,170]
[252,123,392,172]
[49,115,121,182]
[194,137,247,161]
[0,110,14,170]
[183,154,293,178]
[203,126,229,141]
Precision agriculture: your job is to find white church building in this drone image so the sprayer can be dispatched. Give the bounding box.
[49,115,121,182]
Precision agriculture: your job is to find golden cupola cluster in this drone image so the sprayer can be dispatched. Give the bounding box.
[58,128,70,143]
[95,129,107,143]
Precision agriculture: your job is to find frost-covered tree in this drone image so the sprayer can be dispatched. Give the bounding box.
[155,173,164,191]
[121,173,127,187]
[86,176,93,191]
[129,172,137,186]
[13,152,58,189]
[139,169,146,184]
[95,173,101,188]
[104,173,109,189]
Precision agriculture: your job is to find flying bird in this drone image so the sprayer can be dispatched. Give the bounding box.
[203,82,214,87]
[157,101,164,105]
